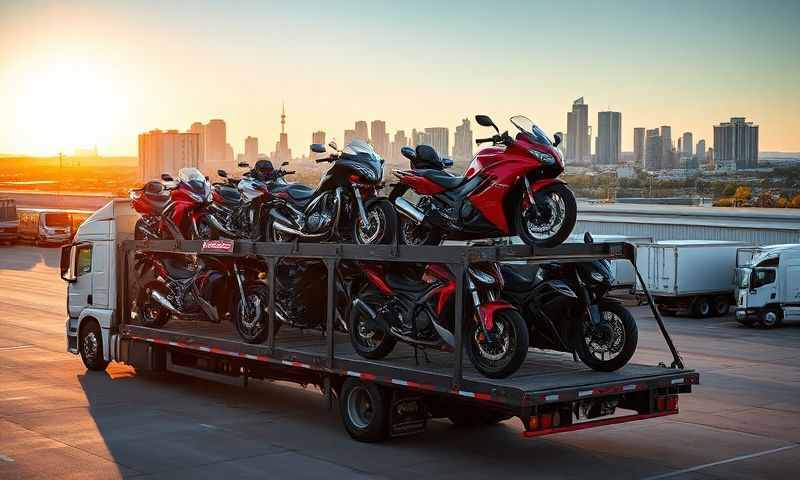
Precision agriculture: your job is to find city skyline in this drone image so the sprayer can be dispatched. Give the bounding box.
[2,1,798,156]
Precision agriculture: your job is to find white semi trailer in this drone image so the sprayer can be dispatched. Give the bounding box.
[635,240,750,318]
[735,244,800,328]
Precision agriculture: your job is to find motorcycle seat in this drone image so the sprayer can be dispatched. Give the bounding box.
[217,185,242,206]
[500,264,539,292]
[417,169,465,190]
[385,266,430,294]
[161,256,195,279]
[272,183,316,203]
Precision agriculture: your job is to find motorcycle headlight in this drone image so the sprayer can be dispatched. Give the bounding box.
[468,267,496,285]
[590,272,604,283]
[529,148,556,166]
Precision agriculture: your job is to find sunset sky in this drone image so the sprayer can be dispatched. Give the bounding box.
[1,0,798,157]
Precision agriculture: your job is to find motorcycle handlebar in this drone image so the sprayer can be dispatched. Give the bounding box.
[475,136,495,145]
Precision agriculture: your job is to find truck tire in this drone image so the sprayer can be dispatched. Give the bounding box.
[691,297,712,318]
[760,308,783,329]
[79,321,109,371]
[712,296,730,317]
[339,378,390,442]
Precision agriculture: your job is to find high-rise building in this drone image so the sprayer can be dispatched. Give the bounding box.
[453,118,473,164]
[205,119,227,168]
[138,129,200,182]
[660,126,672,169]
[312,130,326,145]
[425,127,449,158]
[681,132,693,157]
[696,139,706,167]
[633,127,645,168]
[391,130,408,165]
[596,111,621,165]
[343,129,356,147]
[225,143,234,165]
[566,97,590,164]
[272,104,292,163]
[370,120,387,157]
[354,121,369,143]
[714,117,758,170]
[189,122,206,169]
[411,128,424,147]
[244,136,258,165]
[644,128,662,171]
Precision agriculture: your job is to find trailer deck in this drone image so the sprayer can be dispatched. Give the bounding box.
[125,320,697,408]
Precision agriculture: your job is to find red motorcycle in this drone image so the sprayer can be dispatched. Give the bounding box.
[348,261,528,379]
[391,114,576,247]
[130,168,227,240]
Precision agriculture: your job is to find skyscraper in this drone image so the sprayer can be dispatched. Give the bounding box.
[696,139,706,167]
[391,130,408,165]
[633,127,645,168]
[225,143,234,165]
[344,129,356,147]
[272,104,292,163]
[596,111,621,165]
[354,121,369,143]
[453,118,473,164]
[681,132,693,157]
[411,128,424,147]
[138,129,200,182]
[244,136,258,164]
[189,122,206,170]
[644,128,662,171]
[566,97,590,164]
[660,126,673,169]
[425,127,449,158]
[312,131,326,145]
[205,119,227,168]
[370,120,387,157]
[713,117,758,170]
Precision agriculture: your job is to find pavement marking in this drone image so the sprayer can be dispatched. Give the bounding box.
[641,444,799,480]
[0,345,33,351]
[0,454,14,463]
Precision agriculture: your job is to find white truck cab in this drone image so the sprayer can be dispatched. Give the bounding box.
[735,244,800,328]
[60,200,136,369]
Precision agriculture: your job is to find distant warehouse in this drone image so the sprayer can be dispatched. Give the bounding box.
[574,203,800,245]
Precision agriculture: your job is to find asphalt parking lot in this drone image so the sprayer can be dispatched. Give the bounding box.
[1,245,798,479]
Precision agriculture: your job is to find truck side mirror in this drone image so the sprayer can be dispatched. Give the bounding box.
[60,244,76,283]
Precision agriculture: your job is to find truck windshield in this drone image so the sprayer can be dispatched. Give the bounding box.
[735,268,750,289]
[44,213,71,227]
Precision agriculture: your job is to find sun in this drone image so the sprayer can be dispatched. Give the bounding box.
[11,55,125,155]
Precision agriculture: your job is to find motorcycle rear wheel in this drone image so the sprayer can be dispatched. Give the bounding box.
[515,183,576,248]
[398,216,442,246]
[348,290,397,359]
[136,283,171,328]
[465,309,528,379]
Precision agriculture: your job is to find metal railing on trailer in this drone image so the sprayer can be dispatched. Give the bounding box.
[116,239,686,394]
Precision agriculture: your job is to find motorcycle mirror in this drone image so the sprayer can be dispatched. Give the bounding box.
[160,173,173,182]
[328,140,338,151]
[553,132,563,147]
[281,161,289,166]
[400,146,416,161]
[442,157,454,168]
[238,162,249,168]
[584,232,594,244]
[475,114,499,133]
[310,143,326,153]
[217,169,227,178]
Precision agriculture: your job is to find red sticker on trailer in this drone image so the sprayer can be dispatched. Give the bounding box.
[201,239,234,253]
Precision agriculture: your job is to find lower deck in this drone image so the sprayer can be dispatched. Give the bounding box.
[123,319,697,407]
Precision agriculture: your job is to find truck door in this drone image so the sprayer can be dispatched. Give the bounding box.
[748,268,777,309]
[67,244,94,318]
[91,242,110,307]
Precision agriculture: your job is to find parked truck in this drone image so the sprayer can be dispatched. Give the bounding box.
[735,244,800,328]
[60,200,696,442]
[635,240,750,318]
[0,196,18,245]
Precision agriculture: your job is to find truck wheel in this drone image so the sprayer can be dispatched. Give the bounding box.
[712,296,730,317]
[79,321,109,371]
[339,378,390,442]
[760,308,783,329]
[691,297,712,318]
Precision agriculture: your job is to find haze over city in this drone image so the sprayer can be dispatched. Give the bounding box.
[2,0,799,157]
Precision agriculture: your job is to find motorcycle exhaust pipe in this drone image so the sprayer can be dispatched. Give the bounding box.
[203,214,239,239]
[269,210,328,239]
[352,298,389,332]
[150,290,180,315]
[393,197,425,225]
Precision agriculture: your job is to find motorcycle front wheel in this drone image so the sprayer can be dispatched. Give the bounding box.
[353,198,398,245]
[465,309,528,379]
[574,302,638,372]
[233,284,279,344]
[515,183,576,248]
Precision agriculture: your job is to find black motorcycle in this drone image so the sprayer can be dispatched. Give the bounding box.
[501,233,638,372]
[133,252,274,343]
[265,140,396,245]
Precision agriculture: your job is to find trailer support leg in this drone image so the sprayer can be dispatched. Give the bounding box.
[635,266,684,369]
[451,263,465,391]
[267,257,277,353]
[325,258,337,369]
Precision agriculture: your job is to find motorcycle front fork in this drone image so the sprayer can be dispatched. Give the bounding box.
[467,277,495,343]
[352,185,370,227]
